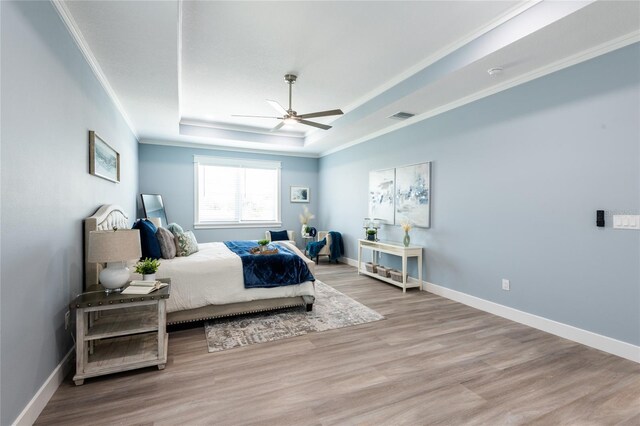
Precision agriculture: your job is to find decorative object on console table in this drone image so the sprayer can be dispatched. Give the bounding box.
[87,229,141,294]
[291,186,310,203]
[366,229,377,241]
[134,257,161,281]
[377,265,391,278]
[71,278,171,385]
[89,130,120,183]
[401,220,412,247]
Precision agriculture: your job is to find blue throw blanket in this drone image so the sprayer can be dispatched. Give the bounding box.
[306,231,344,262]
[224,240,315,289]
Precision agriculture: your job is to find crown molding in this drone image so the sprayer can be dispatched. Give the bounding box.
[320,31,640,158]
[50,0,139,140]
[139,139,320,159]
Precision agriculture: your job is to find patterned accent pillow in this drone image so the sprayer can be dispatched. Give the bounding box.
[176,231,199,257]
[156,227,176,259]
[166,222,184,237]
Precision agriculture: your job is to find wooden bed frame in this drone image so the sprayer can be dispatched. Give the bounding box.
[84,204,314,325]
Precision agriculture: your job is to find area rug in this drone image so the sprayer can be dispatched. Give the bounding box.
[204,281,384,352]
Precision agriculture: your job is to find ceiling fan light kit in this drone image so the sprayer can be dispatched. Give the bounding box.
[233,74,344,131]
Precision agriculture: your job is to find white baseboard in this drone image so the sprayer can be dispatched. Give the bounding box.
[339,256,639,363]
[13,347,74,426]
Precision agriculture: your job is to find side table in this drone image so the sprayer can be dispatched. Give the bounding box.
[71,278,171,385]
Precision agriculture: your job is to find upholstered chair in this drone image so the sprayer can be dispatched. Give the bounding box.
[313,231,332,264]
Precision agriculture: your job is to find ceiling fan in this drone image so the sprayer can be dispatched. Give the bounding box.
[233,74,343,131]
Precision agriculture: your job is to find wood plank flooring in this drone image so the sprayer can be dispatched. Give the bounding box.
[36,263,640,425]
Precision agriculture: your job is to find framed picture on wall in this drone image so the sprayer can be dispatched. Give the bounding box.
[290,186,310,203]
[89,130,120,183]
[395,162,431,228]
[368,168,395,224]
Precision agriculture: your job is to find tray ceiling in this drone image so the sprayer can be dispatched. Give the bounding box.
[58,0,640,156]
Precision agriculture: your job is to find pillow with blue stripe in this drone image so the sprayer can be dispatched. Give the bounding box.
[132,219,162,259]
[269,230,289,241]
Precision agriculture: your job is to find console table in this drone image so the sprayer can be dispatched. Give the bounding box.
[357,239,423,293]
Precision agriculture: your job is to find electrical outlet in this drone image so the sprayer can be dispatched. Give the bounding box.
[64,310,71,330]
[502,279,510,291]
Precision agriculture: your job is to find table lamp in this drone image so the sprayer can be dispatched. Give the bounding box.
[88,229,141,293]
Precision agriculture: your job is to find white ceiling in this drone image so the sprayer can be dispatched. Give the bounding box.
[58,0,640,157]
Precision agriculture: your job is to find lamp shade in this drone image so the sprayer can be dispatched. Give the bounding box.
[87,230,141,263]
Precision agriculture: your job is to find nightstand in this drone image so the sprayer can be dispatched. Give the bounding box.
[70,278,170,385]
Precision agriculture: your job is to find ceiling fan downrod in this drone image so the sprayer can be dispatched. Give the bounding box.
[284,73,297,114]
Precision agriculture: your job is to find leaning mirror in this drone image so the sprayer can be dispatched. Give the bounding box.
[140,194,168,228]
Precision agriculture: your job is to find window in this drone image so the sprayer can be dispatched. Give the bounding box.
[194,156,281,228]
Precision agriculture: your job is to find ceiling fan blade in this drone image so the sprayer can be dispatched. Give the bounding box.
[270,121,286,132]
[266,100,288,115]
[297,109,344,119]
[231,114,282,119]
[298,119,332,130]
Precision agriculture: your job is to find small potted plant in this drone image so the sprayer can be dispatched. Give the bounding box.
[304,225,311,237]
[366,229,377,241]
[257,239,270,253]
[134,257,161,281]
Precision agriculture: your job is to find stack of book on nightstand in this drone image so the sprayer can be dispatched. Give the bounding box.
[121,280,168,295]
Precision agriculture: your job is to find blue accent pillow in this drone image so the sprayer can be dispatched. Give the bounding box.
[132,219,162,259]
[269,230,289,241]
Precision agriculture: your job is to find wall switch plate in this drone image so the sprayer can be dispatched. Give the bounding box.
[613,215,640,230]
[502,279,510,291]
[64,310,71,330]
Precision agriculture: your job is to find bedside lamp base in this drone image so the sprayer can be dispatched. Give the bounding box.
[99,261,130,294]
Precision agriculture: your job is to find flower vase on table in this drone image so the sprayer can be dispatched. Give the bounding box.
[299,206,315,239]
[401,220,412,247]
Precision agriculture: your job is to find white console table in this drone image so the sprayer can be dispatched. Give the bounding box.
[357,239,423,293]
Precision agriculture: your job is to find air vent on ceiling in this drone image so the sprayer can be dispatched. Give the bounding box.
[388,111,415,120]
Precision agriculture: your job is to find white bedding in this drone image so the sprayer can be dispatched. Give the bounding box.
[140,241,315,313]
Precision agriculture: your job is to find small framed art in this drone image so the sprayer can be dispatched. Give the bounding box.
[89,131,120,183]
[290,186,310,203]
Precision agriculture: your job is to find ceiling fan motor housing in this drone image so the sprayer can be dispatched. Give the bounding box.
[284,74,297,84]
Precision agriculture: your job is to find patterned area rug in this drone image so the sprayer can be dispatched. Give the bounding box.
[204,281,384,352]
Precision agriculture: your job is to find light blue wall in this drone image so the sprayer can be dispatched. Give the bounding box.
[138,144,319,247]
[318,44,640,346]
[0,2,139,424]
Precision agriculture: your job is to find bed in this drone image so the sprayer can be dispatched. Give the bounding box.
[84,204,315,324]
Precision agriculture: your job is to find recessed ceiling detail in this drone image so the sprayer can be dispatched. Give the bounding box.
[58,0,640,157]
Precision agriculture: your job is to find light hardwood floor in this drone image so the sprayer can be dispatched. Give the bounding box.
[37,263,640,425]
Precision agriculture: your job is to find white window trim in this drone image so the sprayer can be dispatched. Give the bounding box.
[193,155,282,229]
